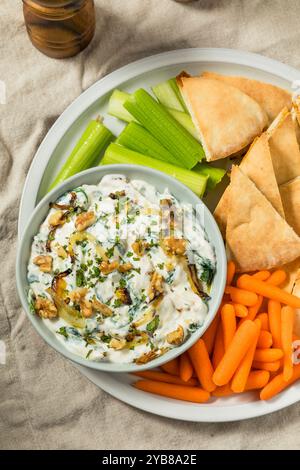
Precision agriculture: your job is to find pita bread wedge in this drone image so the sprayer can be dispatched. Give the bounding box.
[202,71,292,124]
[280,177,300,236]
[226,166,300,272]
[267,109,300,185]
[214,133,284,236]
[176,75,268,161]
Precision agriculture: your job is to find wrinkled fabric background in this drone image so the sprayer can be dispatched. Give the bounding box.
[1,0,300,450]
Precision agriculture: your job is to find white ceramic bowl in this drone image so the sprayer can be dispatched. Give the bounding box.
[16,164,226,373]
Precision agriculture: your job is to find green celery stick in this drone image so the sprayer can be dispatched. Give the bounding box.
[193,163,226,191]
[167,108,199,140]
[152,77,187,112]
[48,119,114,191]
[124,89,205,169]
[116,122,178,165]
[100,143,208,198]
[108,90,136,123]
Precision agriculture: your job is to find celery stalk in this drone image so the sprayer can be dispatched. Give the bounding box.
[100,143,208,198]
[48,119,114,191]
[116,122,178,165]
[193,163,226,191]
[152,78,187,112]
[108,90,135,123]
[167,108,199,140]
[124,89,205,169]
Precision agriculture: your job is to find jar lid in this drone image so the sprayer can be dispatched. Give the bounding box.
[23,0,86,9]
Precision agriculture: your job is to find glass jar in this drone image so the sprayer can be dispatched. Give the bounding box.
[22,0,95,59]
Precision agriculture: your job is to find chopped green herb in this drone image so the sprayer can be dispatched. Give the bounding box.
[106,246,115,258]
[86,349,93,359]
[100,334,112,343]
[113,299,123,308]
[119,278,126,288]
[92,266,100,277]
[57,326,68,339]
[146,315,160,334]
[157,263,164,269]
[76,269,85,287]
[126,251,133,257]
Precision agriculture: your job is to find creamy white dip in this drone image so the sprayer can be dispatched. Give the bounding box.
[27,174,216,364]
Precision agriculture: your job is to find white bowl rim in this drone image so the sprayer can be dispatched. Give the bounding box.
[16,164,227,373]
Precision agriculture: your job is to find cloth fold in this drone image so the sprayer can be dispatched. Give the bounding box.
[1,0,300,450]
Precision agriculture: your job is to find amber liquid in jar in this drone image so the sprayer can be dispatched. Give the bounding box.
[23,0,95,59]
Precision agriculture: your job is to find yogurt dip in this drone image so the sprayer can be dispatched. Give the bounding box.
[27,174,216,364]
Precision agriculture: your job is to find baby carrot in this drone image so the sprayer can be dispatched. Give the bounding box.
[254,348,283,362]
[256,313,269,331]
[212,384,233,397]
[213,320,257,386]
[226,261,236,285]
[244,295,263,321]
[266,270,287,287]
[268,300,281,348]
[221,304,236,350]
[233,303,248,318]
[212,322,225,369]
[133,370,197,386]
[260,364,300,400]
[202,313,220,355]
[257,330,273,349]
[237,275,300,309]
[231,319,261,393]
[188,339,216,392]
[281,306,295,382]
[225,286,258,307]
[244,370,270,391]
[134,380,210,403]
[179,352,194,382]
[160,358,179,376]
[252,271,271,281]
[252,360,281,372]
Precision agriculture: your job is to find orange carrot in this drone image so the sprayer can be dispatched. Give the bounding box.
[233,303,248,318]
[231,319,261,393]
[134,379,210,403]
[221,304,236,350]
[179,352,194,382]
[212,322,225,369]
[246,295,263,321]
[212,384,233,397]
[133,370,197,386]
[212,320,257,386]
[281,306,295,382]
[161,358,179,376]
[257,330,273,349]
[252,360,281,372]
[188,339,216,392]
[268,300,281,348]
[237,275,300,309]
[260,364,300,400]
[266,270,287,287]
[226,261,236,285]
[252,271,271,281]
[254,348,283,362]
[225,286,258,307]
[257,313,269,331]
[244,370,270,391]
[202,313,220,355]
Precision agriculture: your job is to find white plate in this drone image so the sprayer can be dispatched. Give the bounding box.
[18,48,300,422]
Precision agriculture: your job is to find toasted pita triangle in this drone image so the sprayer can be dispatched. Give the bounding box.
[177,75,267,161]
[214,134,284,236]
[226,166,300,272]
[280,177,300,236]
[267,109,300,185]
[201,71,292,124]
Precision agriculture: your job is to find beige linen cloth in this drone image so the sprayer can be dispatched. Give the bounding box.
[1,0,300,450]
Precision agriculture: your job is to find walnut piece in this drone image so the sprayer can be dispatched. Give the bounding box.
[118,262,133,273]
[69,288,92,317]
[162,237,186,256]
[115,287,132,305]
[135,350,158,364]
[132,239,145,257]
[166,325,184,345]
[35,297,57,319]
[148,272,164,301]
[109,337,126,350]
[49,210,65,227]
[100,260,119,275]
[92,298,113,317]
[33,255,52,273]
[75,211,96,231]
